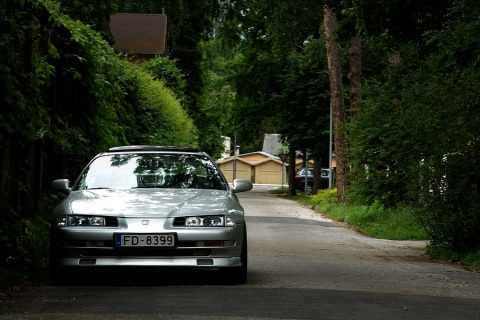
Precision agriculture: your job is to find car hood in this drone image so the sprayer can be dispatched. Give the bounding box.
[66,189,231,217]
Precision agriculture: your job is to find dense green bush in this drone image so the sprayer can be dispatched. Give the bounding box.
[347,1,480,250]
[133,69,197,146]
[0,0,198,288]
[311,188,338,209]
[142,57,187,103]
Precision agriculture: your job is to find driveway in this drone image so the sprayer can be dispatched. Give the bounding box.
[1,184,479,319]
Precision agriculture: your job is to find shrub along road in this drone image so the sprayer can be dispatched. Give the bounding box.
[1,185,479,319]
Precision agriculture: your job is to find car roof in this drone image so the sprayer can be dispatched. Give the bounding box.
[106,145,200,153]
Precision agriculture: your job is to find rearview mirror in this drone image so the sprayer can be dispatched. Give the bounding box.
[232,179,253,193]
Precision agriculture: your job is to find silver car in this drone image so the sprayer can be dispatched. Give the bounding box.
[50,146,253,284]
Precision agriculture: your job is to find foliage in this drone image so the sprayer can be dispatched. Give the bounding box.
[133,69,197,146]
[427,246,480,272]
[347,0,480,250]
[0,0,196,286]
[142,57,187,103]
[274,39,331,162]
[21,218,51,272]
[113,0,222,156]
[196,40,239,158]
[0,0,49,141]
[311,188,338,208]
[310,190,428,240]
[58,0,115,43]
[218,1,330,155]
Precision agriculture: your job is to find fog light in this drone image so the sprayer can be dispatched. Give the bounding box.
[205,240,223,247]
[197,259,214,266]
[197,240,224,247]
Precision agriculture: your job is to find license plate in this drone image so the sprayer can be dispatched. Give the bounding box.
[114,234,176,247]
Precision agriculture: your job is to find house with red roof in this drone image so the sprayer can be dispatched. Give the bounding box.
[110,13,168,64]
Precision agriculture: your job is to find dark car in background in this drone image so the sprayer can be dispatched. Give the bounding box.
[294,167,330,193]
[50,145,253,284]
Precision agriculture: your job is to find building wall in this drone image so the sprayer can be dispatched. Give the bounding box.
[255,161,285,184]
[218,161,251,183]
[218,153,336,185]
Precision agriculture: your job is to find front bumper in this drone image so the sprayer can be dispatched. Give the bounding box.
[55,256,242,268]
[51,222,245,269]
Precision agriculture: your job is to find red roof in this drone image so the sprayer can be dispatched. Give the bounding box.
[110,13,167,55]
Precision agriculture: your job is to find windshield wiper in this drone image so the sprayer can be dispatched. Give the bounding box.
[132,186,166,188]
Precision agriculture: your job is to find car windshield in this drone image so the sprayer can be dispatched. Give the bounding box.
[74,153,228,191]
[299,168,313,176]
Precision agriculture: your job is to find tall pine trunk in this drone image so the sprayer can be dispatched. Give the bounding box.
[324,6,347,204]
[349,35,362,118]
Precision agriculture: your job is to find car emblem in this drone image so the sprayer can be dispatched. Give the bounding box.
[142,220,149,225]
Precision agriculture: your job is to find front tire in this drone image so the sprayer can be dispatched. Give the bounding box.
[222,225,247,284]
[304,183,313,193]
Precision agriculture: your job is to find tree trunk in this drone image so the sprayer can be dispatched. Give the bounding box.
[312,158,322,194]
[349,35,362,117]
[324,5,347,204]
[288,147,297,195]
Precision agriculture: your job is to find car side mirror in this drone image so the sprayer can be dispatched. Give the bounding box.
[51,179,72,193]
[232,179,253,193]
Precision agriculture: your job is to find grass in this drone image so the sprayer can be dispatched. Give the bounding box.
[278,188,428,240]
[323,202,427,240]
[427,246,480,272]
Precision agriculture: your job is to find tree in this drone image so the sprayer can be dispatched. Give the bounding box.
[324,5,347,204]
[218,0,330,194]
[346,0,480,251]
[113,0,222,155]
[59,0,115,43]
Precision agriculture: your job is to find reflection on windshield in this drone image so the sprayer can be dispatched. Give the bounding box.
[76,154,228,191]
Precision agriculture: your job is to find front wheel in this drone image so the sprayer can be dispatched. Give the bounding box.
[222,225,247,284]
[303,183,313,194]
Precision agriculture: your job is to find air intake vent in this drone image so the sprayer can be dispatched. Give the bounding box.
[173,217,186,227]
[106,217,119,227]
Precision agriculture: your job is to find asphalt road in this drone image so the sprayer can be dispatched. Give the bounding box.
[1,185,480,319]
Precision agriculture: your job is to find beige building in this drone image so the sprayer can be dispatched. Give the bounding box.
[217,157,252,182]
[217,152,287,184]
[253,158,286,184]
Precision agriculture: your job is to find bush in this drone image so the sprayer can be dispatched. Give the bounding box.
[134,70,197,146]
[311,188,337,208]
[310,190,427,240]
[0,216,50,292]
[142,57,187,102]
[427,246,480,272]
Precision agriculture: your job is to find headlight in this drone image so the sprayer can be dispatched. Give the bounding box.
[57,215,107,226]
[183,215,235,227]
